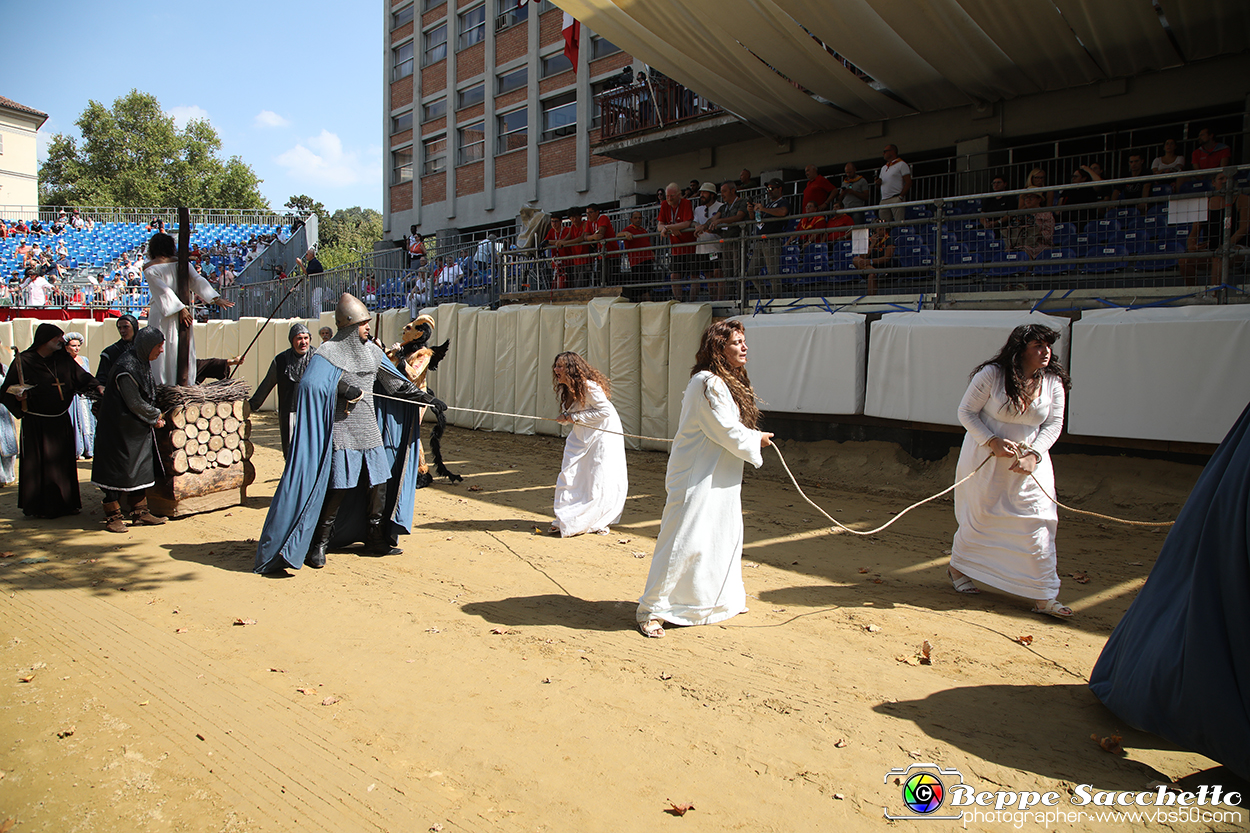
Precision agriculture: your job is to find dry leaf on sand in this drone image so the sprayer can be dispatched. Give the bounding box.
[1092,733,1124,755]
[664,802,695,816]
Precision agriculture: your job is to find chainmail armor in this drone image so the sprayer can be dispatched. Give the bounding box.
[316,328,392,452]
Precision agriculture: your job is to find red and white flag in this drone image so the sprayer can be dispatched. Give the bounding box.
[562,12,580,67]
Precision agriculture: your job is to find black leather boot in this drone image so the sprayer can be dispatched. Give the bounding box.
[306,489,346,568]
[364,483,402,555]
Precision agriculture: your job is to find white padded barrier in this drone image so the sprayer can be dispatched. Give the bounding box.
[608,303,643,450]
[1068,306,1250,444]
[667,303,713,438]
[513,305,542,436]
[454,307,479,430]
[586,296,622,373]
[472,310,496,431]
[864,310,1069,426]
[639,301,674,450]
[433,303,464,424]
[493,306,519,434]
[536,305,566,436]
[735,312,867,414]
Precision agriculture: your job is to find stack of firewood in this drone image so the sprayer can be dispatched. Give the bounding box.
[161,400,254,474]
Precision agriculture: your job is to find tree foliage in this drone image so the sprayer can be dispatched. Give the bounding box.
[284,196,383,270]
[39,89,267,209]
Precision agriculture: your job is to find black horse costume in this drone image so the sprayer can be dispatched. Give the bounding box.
[387,314,462,487]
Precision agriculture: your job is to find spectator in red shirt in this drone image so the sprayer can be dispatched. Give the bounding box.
[560,209,593,288]
[545,209,571,289]
[790,201,828,250]
[802,165,836,213]
[619,210,656,298]
[826,202,855,241]
[657,183,696,301]
[582,205,619,287]
[1191,128,1231,171]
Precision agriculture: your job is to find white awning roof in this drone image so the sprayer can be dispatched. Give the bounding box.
[557,0,1249,138]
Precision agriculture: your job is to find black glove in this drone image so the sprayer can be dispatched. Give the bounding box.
[337,378,363,411]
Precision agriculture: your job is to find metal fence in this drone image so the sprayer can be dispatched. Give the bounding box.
[0,205,295,226]
[596,76,725,141]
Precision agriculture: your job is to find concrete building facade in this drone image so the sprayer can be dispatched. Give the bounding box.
[0,96,49,214]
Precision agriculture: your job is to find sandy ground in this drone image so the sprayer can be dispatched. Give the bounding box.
[0,413,1239,832]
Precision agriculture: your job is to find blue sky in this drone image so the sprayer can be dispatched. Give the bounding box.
[3,0,382,212]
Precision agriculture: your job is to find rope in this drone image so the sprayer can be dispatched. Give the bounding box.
[370,393,1174,529]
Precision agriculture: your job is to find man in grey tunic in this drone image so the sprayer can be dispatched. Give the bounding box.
[305,293,444,568]
[248,323,313,458]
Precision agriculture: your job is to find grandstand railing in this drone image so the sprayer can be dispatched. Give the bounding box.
[0,205,296,227]
[596,76,725,141]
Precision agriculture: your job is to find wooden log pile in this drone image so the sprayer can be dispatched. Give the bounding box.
[151,388,256,518]
[159,399,254,475]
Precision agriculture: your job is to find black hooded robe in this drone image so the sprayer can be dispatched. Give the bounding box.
[0,324,101,517]
[90,328,165,493]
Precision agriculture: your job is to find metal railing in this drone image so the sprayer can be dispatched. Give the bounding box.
[0,205,295,226]
[595,76,725,141]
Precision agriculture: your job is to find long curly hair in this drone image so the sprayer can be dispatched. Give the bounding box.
[972,324,1072,414]
[692,319,760,429]
[552,351,611,411]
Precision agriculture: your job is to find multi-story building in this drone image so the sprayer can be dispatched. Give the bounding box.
[384,0,636,248]
[0,96,48,213]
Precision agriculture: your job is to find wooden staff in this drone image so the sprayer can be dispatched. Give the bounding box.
[176,206,192,386]
[13,345,27,412]
[227,274,306,379]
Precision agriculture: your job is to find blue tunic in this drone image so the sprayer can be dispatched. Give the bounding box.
[254,354,423,573]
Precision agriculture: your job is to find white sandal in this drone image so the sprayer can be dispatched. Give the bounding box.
[639,619,666,638]
[947,567,980,595]
[1032,599,1074,619]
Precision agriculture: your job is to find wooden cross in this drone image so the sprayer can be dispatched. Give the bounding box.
[176,206,192,386]
[49,376,66,400]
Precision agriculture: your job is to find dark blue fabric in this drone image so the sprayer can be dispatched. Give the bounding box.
[254,355,339,572]
[254,356,423,572]
[1090,401,1250,780]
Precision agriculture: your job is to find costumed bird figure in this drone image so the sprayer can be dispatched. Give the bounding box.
[387,314,462,486]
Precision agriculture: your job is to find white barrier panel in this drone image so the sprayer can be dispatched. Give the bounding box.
[1069,306,1250,444]
[454,307,479,429]
[493,307,519,434]
[865,310,1069,426]
[735,312,867,415]
[563,306,588,357]
[586,296,622,373]
[81,320,107,377]
[12,318,35,353]
[667,304,713,438]
[514,305,542,436]
[0,322,13,361]
[472,310,496,431]
[609,303,643,450]
[639,301,673,450]
[434,303,464,425]
[536,305,565,436]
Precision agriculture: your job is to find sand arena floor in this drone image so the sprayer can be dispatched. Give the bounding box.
[0,413,1232,832]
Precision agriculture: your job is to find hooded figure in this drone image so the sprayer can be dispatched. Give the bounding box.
[90,326,169,532]
[248,322,314,458]
[255,294,447,574]
[96,314,139,387]
[0,323,102,517]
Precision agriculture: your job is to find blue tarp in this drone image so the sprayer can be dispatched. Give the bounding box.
[1090,402,1250,780]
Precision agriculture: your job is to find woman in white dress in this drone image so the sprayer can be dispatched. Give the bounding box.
[947,324,1073,618]
[63,332,95,459]
[142,232,235,386]
[637,320,774,638]
[550,352,627,537]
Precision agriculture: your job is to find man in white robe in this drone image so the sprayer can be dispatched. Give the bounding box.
[141,233,235,386]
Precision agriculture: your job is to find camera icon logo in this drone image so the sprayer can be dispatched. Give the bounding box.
[883,763,965,821]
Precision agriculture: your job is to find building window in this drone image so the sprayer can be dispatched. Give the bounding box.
[422,0,445,10]
[422,98,446,122]
[457,122,485,166]
[422,136,447,175]
[423,24,447,66]
[497,66,527,95]
[541,92,576,141]
[392,3,414,29]
[590,80,615,129]
[393,147,414,184]
[392,41,414,81]
[590,35,621,60]
[497,109,527,154]
[458,83,485,110]
[541,53,573,78]
[458,5,486,50]
[495,0,527,31]
[392,111,413,134]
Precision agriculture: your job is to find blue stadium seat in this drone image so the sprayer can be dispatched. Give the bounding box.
[1178,179,1211,194]
[1031,248,1078,276]
[1139,215,1164,238]
[904,204,933,220]
[897,245,934,277]
[1085,218,1122,241]
[948,198,981,215]
[1084,244,1128,273]
[1136,240,1183,272]
[945,252,983,279]
[985,249,1030,277]
[1052,223,1077,249]
[943,242,969,263]
[1118,230,1150,255]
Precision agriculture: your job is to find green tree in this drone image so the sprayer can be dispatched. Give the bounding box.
[38,89,267,209]
[318,207,385,270]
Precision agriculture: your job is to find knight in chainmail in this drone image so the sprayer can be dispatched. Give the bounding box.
[248,323,313,458]
[304,293,445,567]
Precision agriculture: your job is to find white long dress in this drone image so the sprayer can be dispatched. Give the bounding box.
[143,261,221,386]
[951,366,1065,600]
[553,381,628,536]
[637,372,764,626]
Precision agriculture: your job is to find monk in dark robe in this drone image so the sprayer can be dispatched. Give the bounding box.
[0,324,103,517]
[95,314,138,388]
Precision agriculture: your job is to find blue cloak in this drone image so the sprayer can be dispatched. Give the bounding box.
[1089,401,1250,780]
[254,354,423,573]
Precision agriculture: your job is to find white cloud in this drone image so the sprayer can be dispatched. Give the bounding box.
[167,105,210,128]
[275,130,376,189]
[254,110,290,129]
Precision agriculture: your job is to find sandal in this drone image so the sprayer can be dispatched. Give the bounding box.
[639,619,666,639]
[947,567,980,595]
[1032,599,1074,619]
[548,523,561,536]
